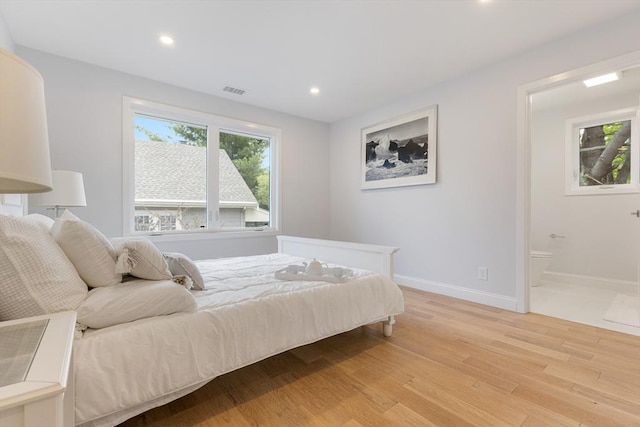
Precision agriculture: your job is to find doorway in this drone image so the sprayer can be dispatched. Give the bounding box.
[517,52,640,335]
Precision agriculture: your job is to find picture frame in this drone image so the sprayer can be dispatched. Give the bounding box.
[564,107,638,196]
[361,105,437,190]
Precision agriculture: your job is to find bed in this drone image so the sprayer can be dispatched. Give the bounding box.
[74,235,404,426]
[0,213,403,427]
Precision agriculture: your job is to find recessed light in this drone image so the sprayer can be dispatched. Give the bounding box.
[159,35,174,46]
[310,87,320,95]
[583,72,620,88]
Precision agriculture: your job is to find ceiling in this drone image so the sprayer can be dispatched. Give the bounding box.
[532,66,640,112]
[1,0,639,123]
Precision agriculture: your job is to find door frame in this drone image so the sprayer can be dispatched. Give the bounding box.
[516,50,640,313]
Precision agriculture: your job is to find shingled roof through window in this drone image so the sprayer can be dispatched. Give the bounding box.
[135,140,258,206]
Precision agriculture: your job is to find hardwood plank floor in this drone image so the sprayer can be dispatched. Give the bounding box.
[120,287,640,427]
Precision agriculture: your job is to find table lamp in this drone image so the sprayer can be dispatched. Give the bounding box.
[0,49,52,193]
[29,170,87,217]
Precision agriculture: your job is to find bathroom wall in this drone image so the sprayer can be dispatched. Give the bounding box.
[531,82,639,284]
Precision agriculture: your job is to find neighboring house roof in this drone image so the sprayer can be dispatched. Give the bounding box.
[135,140,258,207]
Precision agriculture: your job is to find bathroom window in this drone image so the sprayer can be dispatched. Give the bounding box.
[565,107,639,195]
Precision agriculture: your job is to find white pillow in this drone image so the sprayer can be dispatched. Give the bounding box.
[51,210,121,288]
[29,213,54,232]
[0,214,88,321]
[76,279,197,329]
[114,238,172,280]
[164,252,205,290]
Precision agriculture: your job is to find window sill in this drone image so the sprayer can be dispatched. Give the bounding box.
[134,229,278,244]
[565,185,639,196]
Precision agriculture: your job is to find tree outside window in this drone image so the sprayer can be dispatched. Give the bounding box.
[565,108,638,195]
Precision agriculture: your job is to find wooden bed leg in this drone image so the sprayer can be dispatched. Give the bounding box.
[382,315,395,337]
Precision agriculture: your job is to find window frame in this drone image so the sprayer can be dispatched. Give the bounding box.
[122,96,280,237]
[564,107,639,196]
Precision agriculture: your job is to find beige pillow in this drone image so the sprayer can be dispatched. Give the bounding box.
[163,252,205,290]
[76,279,197,329]
[0,214,88,321]
[114,238,172,280]
[51,210,121,288]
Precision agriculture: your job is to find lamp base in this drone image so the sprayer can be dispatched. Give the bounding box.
[45,206,64,218]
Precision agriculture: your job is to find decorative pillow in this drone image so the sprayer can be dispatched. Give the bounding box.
[170,274,194,290]
[114,238,172,280]
[0,214,88,321]
[51,210,121,288]
[76,279,198,329]
[29,213,54,232]
[163,252,205,290]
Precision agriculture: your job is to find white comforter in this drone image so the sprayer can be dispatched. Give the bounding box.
[74,253,404,426]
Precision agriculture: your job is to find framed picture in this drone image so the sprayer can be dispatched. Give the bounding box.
[361,105,437,190]
[565,107,638,196]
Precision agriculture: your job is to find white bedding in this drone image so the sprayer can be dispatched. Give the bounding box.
[74,253,404,426]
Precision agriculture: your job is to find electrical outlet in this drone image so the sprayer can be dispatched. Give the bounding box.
[478,267,488,281]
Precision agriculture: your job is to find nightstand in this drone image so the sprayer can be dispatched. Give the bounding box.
[0,311,76,427]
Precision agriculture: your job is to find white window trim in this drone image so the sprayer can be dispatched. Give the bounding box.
[564,106,639,196]
[122,96,281,237]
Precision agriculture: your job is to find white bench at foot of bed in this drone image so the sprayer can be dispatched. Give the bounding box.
[277,235,400,336]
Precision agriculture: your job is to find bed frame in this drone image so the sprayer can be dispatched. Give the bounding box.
[277,235,400,336]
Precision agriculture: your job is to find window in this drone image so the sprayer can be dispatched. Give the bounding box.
[159,214,177,231]
[135,214,152,231]
[565,107,638,195]
[123,97,279,235]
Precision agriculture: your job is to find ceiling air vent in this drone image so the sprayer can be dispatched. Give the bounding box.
[222,86,246,95]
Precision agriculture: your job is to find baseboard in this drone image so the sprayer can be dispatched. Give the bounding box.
[543,271,639,291]
[394,274,518,311]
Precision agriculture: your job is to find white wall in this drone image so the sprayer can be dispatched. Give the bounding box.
[0,14,27,217]
[0,12,15,52]
[329,12,640,309]
[8,11,640,304]
[18,48,330,259]
[531,92,639,283]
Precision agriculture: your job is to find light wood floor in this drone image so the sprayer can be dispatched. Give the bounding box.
[120,287,640,427]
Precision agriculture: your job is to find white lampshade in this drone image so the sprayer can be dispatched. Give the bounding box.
[0,49,52,193]
[29,170,86,212]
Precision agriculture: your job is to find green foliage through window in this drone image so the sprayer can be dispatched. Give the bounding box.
[579,120,631,186]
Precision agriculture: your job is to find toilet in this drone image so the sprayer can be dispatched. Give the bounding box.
[530,251,552,287]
